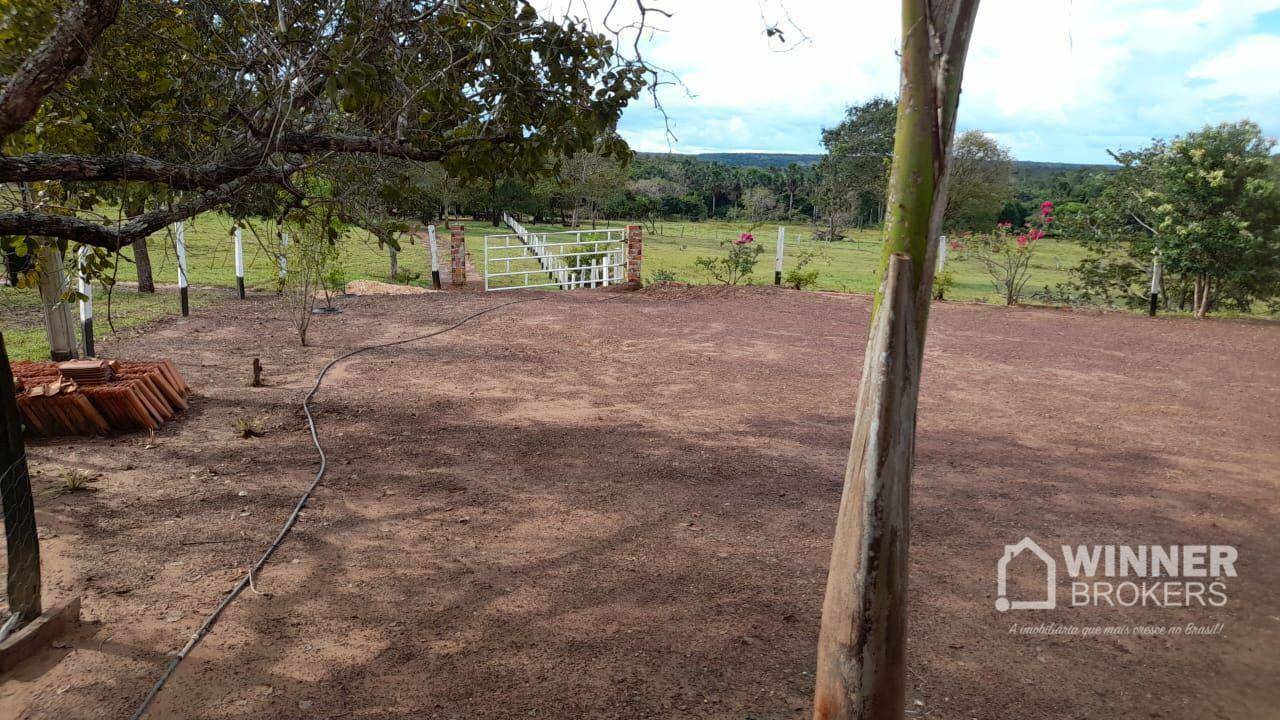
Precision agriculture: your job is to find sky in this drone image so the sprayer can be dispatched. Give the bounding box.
[548,0,1280,164]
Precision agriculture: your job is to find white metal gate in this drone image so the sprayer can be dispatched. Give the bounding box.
[483,214,626,291]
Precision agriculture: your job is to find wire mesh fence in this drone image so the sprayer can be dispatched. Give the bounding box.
[1,331,43,638]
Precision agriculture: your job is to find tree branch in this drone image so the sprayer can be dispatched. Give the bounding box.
[0,176,258,249]
[0,132,521,187]
[0,0,122,140]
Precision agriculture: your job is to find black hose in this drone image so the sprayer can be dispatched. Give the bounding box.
[129,296,545,719]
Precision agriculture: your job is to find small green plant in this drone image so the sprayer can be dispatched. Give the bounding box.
[695,233,764,285]
[391,268,421,284]
[647,268,680,285]
[45,469,99,497]
[235,416,266,439]
[933,268,956,300]
[784,245,829,290]
[322,262,348,308]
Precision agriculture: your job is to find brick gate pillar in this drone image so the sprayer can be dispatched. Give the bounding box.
[449,225,467,286]
[625,225,643,287]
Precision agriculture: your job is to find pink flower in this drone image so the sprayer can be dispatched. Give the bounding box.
[734,233,754,245]
[948,239,964,251]
[997,222,1012,229]
[1028,228,1045,241]
[1016,235,1029,247]
[1043,215,1054,224]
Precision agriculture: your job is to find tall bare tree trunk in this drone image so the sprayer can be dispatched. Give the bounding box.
[1194,275,1213,318]
[388,245,398,281]
[124,195,155,292]
[814,2,980,719]
[133,238,155,292]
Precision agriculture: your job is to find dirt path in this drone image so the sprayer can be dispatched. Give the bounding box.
[2,286,1277,719]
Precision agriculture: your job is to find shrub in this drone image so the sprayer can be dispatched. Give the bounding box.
[964,202,1054,305]
[648,268,680,285]
[932,268,956,300]
[784,245,829,290]
[694,233,764,285]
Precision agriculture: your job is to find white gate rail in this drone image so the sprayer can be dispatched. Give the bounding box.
[484,214,625,291]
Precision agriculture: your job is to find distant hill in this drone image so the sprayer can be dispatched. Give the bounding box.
[639,151,1115,174]
[1013,160,1116,180]
[694,152,822,168]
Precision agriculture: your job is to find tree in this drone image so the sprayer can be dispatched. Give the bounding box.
[0,0,648,252]
[741,186,778,222]
[819,96,897,227]
[1069,121,1279,316]
[945,130,1014,230]
[814,2,981,719]
[554,148,628,228]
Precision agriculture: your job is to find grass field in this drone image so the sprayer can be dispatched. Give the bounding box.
[2,214,499,361]
[0,213,1232,362]
[518,218,1088,298]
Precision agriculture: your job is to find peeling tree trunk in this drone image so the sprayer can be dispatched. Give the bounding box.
[36,242,77,361]
[813,2,980,719]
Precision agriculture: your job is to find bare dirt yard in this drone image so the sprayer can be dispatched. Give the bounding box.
[2,285,1278,720]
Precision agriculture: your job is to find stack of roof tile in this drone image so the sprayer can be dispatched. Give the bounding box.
[10,359,192,437]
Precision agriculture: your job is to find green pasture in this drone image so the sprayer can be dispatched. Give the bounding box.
[0,213,1238,363]
[1,215,496,361]
[518,219,1089,300]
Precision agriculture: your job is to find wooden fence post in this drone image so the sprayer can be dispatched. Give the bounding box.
[234,227,245,299]
[175,222,189,317]
[1149,249,1162,317]
[814,254,919,720]
[449,226,467,286]
[775,226,786,286]
[427,225,442,290]
[77,247,94,357]
[0,332,42,627]
[278,232,289,283]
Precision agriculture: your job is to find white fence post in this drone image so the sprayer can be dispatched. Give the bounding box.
[775,226,785,285]
[176,222,189,317]
[234,227,245,298]
[77,246,94,357]
[428,224,442,289]
[936,235,948,274]
[278,232,289,282]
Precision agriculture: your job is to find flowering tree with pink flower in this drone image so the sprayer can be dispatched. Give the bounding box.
[693,232,764,285]
[964,200,1054,304]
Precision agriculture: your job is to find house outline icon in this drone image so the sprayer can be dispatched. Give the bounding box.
[995,537,1057,612]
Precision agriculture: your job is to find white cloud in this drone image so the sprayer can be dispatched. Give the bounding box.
[543,0,1280,160]
[1187,34,1280,99]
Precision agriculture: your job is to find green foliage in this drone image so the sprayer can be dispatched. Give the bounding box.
[280,216,341,345]
[784,245,829,290]
[963,207,1054,305]
[945,131,1016,231]
[694,235,765,285]
[932,269,956,301]
[1068,121,1280,314]
[323,264,348,299]
[647,268,680,285]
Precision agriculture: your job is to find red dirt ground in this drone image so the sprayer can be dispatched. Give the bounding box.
[2,285,1277,720]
